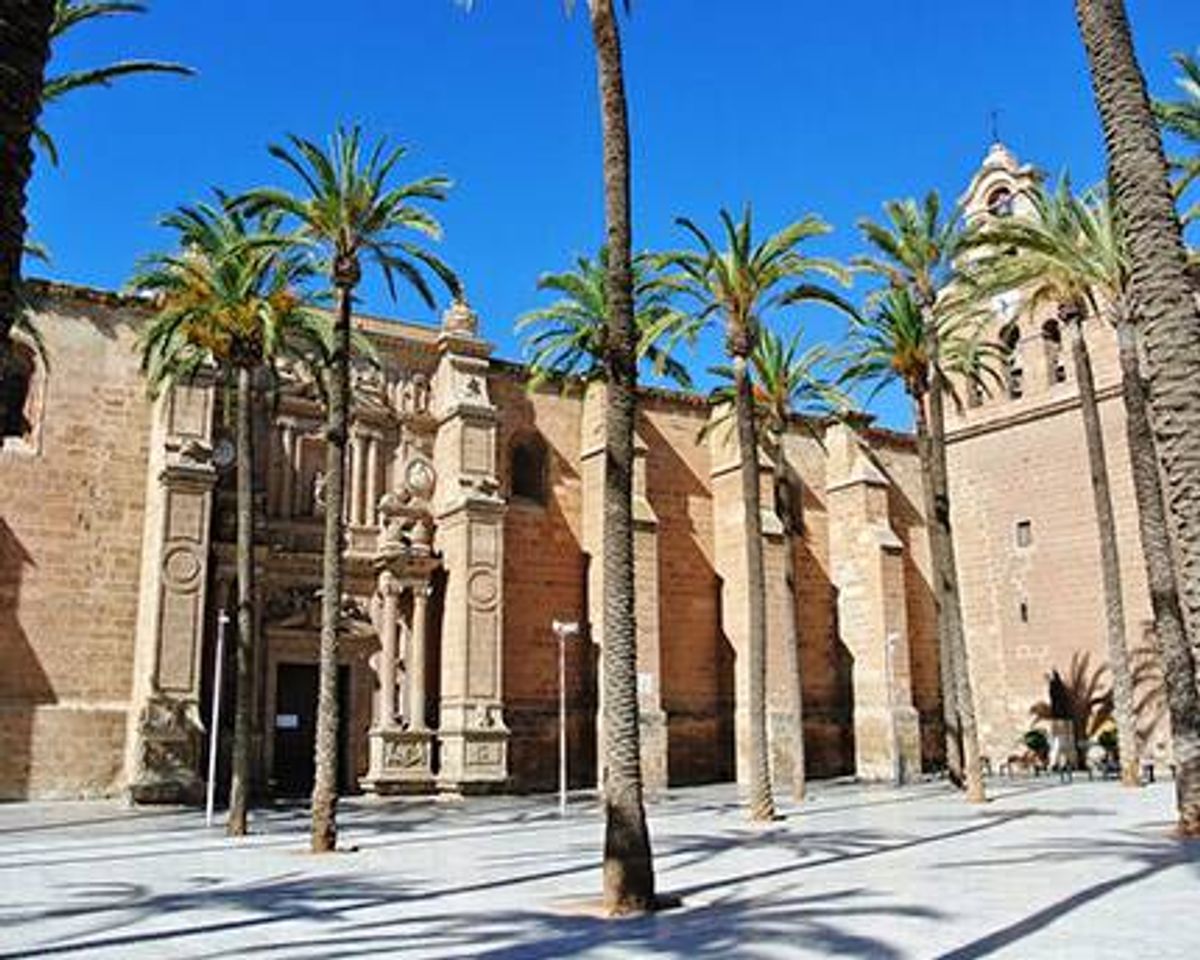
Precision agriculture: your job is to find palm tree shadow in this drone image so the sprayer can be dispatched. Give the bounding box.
[935,832,1200,959]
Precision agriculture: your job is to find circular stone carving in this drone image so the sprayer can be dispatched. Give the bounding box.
[405,457,436,500]
[163,545,201,588]
[467,569,497,608]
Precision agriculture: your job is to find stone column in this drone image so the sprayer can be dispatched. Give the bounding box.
[433,300,509,793]
[279,421,295,520]
[410,585,430,730]
[825,424,921,782]
[706,403,790,789]
[364,566,437,794]
[350,432,366,527]
[378,571,399,728]
[125,382,217,803]
[365,434,380,528]
[580,382,668,794]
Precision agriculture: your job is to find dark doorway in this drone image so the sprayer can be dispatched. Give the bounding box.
[271,663,350,797]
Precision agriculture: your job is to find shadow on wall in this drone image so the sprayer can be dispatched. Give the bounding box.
[639,413,735,787]
[0,518,56,799]
[498,385,593,792]
[1027,648,1167,766]
[872,446,944,774]
[791,496,856,780]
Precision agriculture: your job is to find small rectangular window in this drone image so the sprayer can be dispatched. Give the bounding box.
[1015,520,1033,548]
[1019,599,1030,623]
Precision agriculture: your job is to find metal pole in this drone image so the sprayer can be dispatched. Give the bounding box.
[205,610,229,828]
[559,627,567,817]
[886,634,900,786]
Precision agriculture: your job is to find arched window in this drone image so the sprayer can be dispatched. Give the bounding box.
[1041,319,1067,385]
[1000,323,1023,400]
[986,185,1015,218]
[0,341,40,450]
[510,434,548,505]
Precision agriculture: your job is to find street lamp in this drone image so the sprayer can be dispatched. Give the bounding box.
[552,619,580,816]
[885,633,901,786]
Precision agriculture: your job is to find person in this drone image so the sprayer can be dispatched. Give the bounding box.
[1049,729,1072,783]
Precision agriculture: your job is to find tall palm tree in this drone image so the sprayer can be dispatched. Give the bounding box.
[655,206,852,821]
[517,247,690,389]
[583,0,657,914]
[0,0,55,422]
[241,126,459,853]
[712,327,850,802]
[3,0,189,430]
[457,0,656,912]
[968,182,1200,827]
[854,192,987,802]
[36,1,193,165]
[133,197,326,836]
[1153,48,1199,228]
[1074,3,1200,836]
[961,178,1139,786]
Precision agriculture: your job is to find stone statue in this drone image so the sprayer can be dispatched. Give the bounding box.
[312,470,326,517]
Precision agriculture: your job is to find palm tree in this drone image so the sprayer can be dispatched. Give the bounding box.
[1074,1,1200,835]
[656,206,852,821]
[241,126,459,853]
[3,0,189,431]
[961,178,1139,785]
[1153,48,1199,228]
[853,192,987,802]
[133,197,326,836]
[0,0,55,423]
[37,1,193,165]
[583,0,657,914]
[457,0,655,912]
[516,247,690,389]
[712,327,850,802]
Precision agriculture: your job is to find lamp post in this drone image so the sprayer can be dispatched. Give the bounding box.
[205,609,230,828]
[552,619,580,816]
[885,633,901,786]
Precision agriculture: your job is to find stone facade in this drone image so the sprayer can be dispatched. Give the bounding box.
[6,146,1158,802]
[0,278,947,801]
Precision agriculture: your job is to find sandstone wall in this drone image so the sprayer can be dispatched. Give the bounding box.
[0,287,152,798]
[947,317,1160,767]
[493,373,592,790]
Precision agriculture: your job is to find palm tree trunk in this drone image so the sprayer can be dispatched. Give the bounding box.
[913,395,963,787]
[228,365,255,835]
[589,0,655,914]
[311,278,352,853]
[0,0,54,418]
[1116,316,1200,833]
[1063,309,1138,785]
[732,351,775,822]
[926,320,986,803]
[1075,0,1200,675]
[774,451,806,802]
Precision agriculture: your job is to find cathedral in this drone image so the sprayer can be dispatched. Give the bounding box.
[0,145,1165,802]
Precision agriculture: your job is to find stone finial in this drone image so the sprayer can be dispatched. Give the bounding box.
[441,297,478,337]
[984,140,1019,172]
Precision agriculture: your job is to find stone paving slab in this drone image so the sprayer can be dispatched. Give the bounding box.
[0,779,1197,958]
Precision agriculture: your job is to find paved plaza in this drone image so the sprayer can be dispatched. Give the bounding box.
[0,778,1197,959]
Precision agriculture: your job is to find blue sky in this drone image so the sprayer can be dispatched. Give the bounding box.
[28,1,1200,429]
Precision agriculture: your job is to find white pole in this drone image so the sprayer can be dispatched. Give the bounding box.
[551,620,578,818]
[886,634,900,786]
[205,610,230,828]
[559,627,567,817]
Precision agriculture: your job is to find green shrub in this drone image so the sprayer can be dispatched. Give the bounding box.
[1023,728,1050,759]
